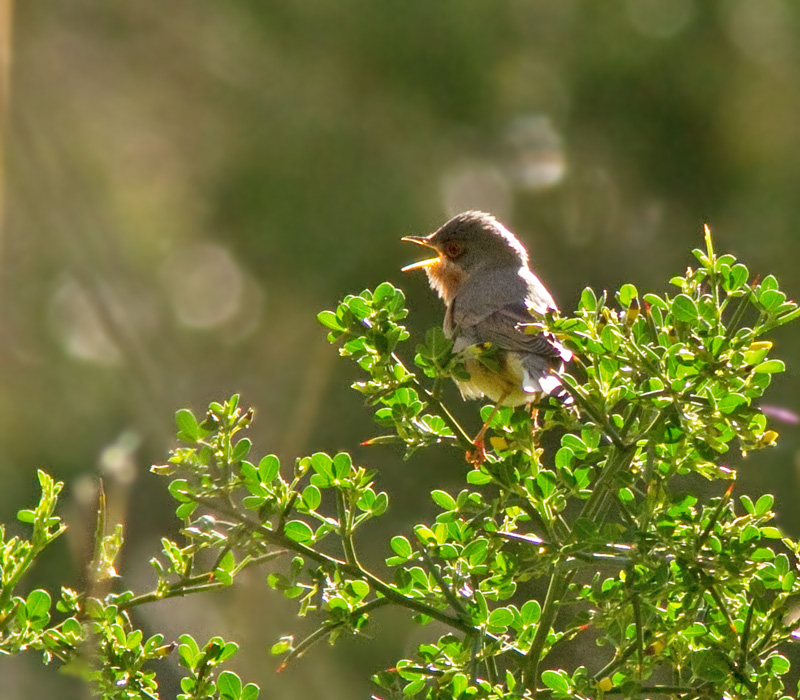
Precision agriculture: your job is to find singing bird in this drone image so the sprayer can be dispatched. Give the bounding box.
[402,211,572,448]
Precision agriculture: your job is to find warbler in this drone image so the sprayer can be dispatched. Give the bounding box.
[401,210,572,413]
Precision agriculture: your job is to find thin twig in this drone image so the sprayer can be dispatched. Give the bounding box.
[336,489,359,567]
[391,351,473,448]
[420,549,469,620]
[193,495,480,637]
[521,562,573,690]
[120,551,285,610]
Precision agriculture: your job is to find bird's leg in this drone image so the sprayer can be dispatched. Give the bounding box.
[466,393,509,465]
[530,401,540,429]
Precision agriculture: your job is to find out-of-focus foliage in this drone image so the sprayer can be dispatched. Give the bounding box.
[2,1,800,698]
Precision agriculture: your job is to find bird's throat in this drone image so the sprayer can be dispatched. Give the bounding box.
[424,259,465,304]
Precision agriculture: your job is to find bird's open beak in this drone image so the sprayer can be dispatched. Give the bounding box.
[401,235,440,272]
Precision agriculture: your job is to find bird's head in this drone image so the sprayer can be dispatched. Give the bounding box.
[401,211,529,302]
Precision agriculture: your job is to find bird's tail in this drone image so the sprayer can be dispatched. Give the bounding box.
[522,357,573,405]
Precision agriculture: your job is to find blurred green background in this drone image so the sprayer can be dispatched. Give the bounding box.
[3,0,800,697]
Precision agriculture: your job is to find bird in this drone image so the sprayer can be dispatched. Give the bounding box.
[401,211,572,457]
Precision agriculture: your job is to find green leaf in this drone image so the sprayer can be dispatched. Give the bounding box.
[231,438,251,463]
[561,434,587,456]
[317,310,344,331]
[760,274,779,291]
[541,670,570,693]
[760,289,787,311]
[684,622,707,637]
[270,636,292,655]
[431,490,457,511]
[373,281,396,304]
[580,287,598,312]
[258,455,281,484]
[407,566,430,590]
[643,292,668,309]
[348,580,370,599]
[451,673,468,697]
[505,670,516,692]
[776,304,800,325]
[752,548,774,561]
[176,409,200,441]
[755,494,774,515]
[301,485,321,511]
[718,394,747,414]
[125,629,143,650]
[178,634,201,667]
[217,671,242,700]
[311,452,333,475]
[618,283,638,308]
[403,679,426,696]
[671,294,698,322]
[462,538,489,566]
[413,525,435,545]
[284,520,314,543]
[466,469,492,485]
[332,453,352,480]
[487,607,514,632]
[26,589,52,624]
[372,492,388,516]
[168,479,191,503]
[218,641,239,662]
[390,536,413,558]
[472,590,489,622]
[241,684,260,700]
[555,446,574,469]
[521,600,541,625]
[766,654,790,675]
[176,502,197,519]
[754,359,785,374]
[600,324,621,352]
[726,263,749,290]
[214,552,236,586]
[618,487,634,503]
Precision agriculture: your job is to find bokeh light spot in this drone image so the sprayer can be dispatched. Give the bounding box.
[626,0,694,39]
[161,243,245,329]
[725,0,795,73]
[49,278,121,364]
[505,115,566,190]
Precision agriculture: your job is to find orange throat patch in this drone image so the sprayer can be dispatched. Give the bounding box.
[424,258,465,304]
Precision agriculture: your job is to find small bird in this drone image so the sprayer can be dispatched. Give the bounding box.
[402,211,571,453]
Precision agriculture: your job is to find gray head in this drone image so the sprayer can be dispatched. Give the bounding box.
[402,211,530,301]
[428,211,528,271]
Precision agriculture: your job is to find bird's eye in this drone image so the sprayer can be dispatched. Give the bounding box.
[443,241,463,259]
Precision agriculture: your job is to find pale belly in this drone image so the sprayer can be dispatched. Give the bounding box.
[456,353,536,407]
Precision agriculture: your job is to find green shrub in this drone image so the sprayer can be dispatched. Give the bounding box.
[2,230,800,699]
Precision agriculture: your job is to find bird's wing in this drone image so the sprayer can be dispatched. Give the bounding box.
[455,300,567,361]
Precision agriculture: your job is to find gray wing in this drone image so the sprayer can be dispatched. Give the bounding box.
[454,300,571,397]
[454,300,565,360]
